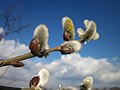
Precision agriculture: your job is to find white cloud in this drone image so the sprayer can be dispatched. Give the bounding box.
[0,27,4,34]
[0,39,31,87]
[40,54,120,89]
[0,39,120,89]
[0,39,29,59]
[112,56,118,61]
[0,27,4,41]
[45,54,120,88]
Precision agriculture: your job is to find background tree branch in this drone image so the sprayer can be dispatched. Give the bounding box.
[0,0,31,41]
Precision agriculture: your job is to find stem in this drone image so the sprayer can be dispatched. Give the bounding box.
[0,53,35,67]
[0,46,61,67]
[47,46,61,53]
[0,37,85,67]
[78,36,86,43]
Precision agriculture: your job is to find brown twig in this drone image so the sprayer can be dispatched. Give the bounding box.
[0,46,62,67]
[0,53,34,67]
[0,36,85,67]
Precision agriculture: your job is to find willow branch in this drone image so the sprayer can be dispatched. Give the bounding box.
[78,36,86,43]
[46,46,61,53]
[0,53,34,67]
[0,37,85,67]
[0,85,35,90]
[0,46,62,67]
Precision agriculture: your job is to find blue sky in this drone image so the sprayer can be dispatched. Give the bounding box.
[0,0,120,61]
[0,0,120,88]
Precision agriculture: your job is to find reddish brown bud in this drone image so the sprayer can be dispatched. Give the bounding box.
[10,61,24,67]
[63,31,71,41]
[29,38,40,54]
[29,76,40,87]
[60,46,74,54]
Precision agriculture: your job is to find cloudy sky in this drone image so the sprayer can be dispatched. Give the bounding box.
[0,0,120,89]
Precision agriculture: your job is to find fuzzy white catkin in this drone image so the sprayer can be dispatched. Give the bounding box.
[81,76,93,90]
[77,28,85,38]
[33,24,49,50]
[62,41,82,52]
[88,21,96,32]
[85,21,96,40]
[62,17,70,29]
[92,32,99,40]
[62,16,75,39]
[37,68,49,88]
[84,19,89,28]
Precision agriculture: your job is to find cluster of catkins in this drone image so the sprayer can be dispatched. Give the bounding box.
[29,16,99,57]
[29,68,93,90]
[29,16,99,90]
[7,16,99,68]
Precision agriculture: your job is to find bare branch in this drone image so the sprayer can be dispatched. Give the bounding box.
[0,1,31,41]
